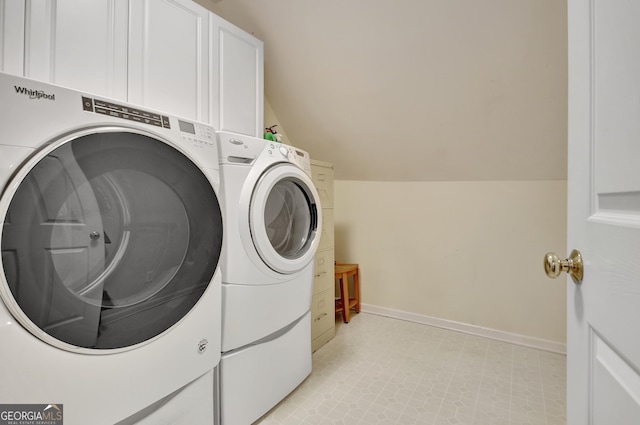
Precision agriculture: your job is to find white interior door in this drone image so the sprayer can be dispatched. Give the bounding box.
[567,0,640,423]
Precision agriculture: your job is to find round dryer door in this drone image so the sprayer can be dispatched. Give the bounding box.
[249,163,321,274]
[0,128,223,352]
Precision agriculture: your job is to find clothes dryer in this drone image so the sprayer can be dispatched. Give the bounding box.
[216,132,322,424]
[0,74,223,425]
[216,132,321,350]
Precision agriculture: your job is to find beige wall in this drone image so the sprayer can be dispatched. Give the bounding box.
[334,179,567,346]
[264,98,293,146]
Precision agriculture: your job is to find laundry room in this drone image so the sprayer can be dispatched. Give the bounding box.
[206,0,568,368]
[205,0,567,352]
[201,1,570,424]
[4,0,636,424]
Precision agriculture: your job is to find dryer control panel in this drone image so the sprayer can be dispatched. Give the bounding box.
[268,143,312,176]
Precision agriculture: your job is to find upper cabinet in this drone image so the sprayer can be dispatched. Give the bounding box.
[210,14,264,137]
[129,0,210,123]
[0,0,26,76]
[0,0,263,135]
[22,0,129,100]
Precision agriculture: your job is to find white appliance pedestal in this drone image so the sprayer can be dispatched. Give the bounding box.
[219,312,312,424]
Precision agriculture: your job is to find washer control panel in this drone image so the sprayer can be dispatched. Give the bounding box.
[82,96,171,129]
[177,119,215,147]
[81,96,215,148]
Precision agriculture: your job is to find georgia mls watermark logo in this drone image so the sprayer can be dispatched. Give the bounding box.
[14,86,56,100]
[0,404,63,425]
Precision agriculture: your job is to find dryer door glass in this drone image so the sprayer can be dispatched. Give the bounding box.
[264,179,314,259]
[249,163,321,274]
[0,130,223,351]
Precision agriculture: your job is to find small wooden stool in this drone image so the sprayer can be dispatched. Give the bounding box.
[335,263,360,323]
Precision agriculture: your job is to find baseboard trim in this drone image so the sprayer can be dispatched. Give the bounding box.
[360,303,566,355]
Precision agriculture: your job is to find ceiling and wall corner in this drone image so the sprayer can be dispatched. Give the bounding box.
[195,0,567,182]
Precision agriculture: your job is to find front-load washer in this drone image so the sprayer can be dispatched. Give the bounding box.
[216,131,322,424]
[0,73,223,425]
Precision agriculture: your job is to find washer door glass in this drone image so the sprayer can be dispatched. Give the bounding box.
[0,130,222,351]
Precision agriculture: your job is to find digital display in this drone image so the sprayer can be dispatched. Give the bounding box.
[178,120,195,134]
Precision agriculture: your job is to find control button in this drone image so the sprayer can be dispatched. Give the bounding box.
[94,106,121,118]
[279,146,289,157]
[82,97,94,112]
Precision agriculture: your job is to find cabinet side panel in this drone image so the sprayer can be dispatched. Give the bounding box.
[0,0,25,75]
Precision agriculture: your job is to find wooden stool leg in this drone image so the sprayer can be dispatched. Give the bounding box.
[340,272,350,323]
[353,267,360,313]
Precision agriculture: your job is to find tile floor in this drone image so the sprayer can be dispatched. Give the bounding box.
[255,313,566,425]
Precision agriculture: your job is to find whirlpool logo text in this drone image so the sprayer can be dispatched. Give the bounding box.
[14,85,56,100]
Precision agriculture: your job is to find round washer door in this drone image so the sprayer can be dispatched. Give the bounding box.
[0,127,223,352]
[249,163,321,274]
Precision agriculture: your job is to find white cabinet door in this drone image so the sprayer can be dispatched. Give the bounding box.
[0,0,25,75]
[129,0,209,122]
[2,0,263,130]
[211,14,263,137]
[23,0,128,99]
[567,0,640,423]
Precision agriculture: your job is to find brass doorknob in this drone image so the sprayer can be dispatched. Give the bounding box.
[544,249,583,284]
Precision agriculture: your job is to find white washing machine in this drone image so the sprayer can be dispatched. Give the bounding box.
[0,73,224,425]
[216,131,322,424]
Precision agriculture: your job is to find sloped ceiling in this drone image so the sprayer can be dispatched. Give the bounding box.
[196,0,567,181]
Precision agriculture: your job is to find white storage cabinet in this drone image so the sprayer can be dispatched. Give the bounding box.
[0,0,263,135]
